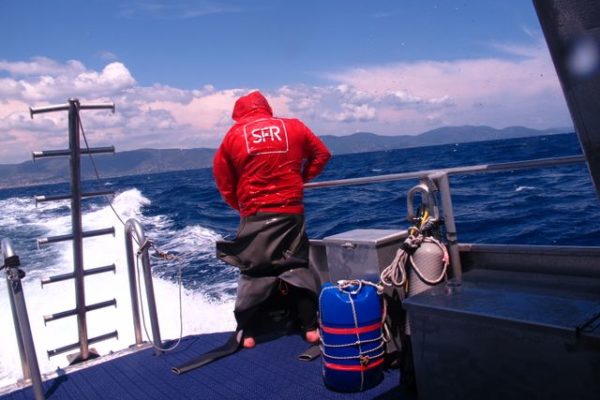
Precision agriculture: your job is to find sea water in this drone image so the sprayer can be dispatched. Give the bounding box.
[0,133,599,386]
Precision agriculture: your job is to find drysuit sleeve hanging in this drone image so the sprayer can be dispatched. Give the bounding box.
[213,144,240,210]
[301,122,331,182]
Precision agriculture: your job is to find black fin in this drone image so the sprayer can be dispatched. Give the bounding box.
[172,330,244,375]
[297,344,321,361]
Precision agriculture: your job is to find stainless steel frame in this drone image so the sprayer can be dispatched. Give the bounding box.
[304,155,585,189]
[124,218,163,355]
[30,99,117,363]
[2,239,45,400]
[306,154,589,282]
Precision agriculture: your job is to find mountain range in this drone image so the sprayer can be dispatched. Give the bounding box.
[0,125,569,189]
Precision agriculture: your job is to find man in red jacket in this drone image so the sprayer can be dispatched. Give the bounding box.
[213,90,331,348]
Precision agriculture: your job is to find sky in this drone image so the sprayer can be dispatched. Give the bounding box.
[0,0,574,164]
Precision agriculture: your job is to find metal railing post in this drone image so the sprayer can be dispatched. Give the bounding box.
[430,172,463,282]
[2,239,45,400]
[304,155,585,190]
[124,224,143,346]
[303,155,588,282]
[124,218,163,355]
[67,99,91,361]
[5,252,29,380]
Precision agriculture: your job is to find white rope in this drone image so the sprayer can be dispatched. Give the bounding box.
[380,248,408,288]
[320,280,386,390]
[380,233,449,289]
[336,279,384,295]
[321,346,386,361]
[135,252,183,352]
[321,334,384,349]
[348,284,365,390]
[78,109,186,352]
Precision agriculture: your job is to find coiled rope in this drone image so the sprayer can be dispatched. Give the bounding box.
[380,222,449,290]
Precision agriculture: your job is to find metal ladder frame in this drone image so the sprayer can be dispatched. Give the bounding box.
[30,98,118,362]
[2,98,165,394]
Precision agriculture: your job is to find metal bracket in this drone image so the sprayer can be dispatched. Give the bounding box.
[137,239,153,256]
[406,178,440,222]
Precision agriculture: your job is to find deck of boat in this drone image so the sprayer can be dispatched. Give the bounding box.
[1,331,406,400]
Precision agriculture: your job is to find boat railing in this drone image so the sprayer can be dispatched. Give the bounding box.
[305,154,588,282]
[1,238,45,400]
[304,154,585,189]
[123,218,163,355]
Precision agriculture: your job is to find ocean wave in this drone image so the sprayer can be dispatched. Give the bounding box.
[515,185,536,192]
[0,187,236,386]
[1,133,599,386]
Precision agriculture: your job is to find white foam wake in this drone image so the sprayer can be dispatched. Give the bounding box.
[515,185,536,192]
[0,189,236,387]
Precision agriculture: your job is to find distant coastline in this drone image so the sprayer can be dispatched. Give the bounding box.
[0,125,572,189]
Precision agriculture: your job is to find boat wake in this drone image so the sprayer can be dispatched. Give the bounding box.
[0,189,236,386]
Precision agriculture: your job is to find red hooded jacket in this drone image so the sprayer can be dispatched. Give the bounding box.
[213,91,331,217]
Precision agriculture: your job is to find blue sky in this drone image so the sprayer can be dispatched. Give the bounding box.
[0,0,572,163]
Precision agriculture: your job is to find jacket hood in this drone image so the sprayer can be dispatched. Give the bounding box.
[232,91,273,121]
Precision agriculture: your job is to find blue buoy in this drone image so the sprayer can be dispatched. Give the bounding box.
[319,281,384,392]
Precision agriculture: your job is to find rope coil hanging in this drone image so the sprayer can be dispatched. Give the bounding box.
[380,221,449,291]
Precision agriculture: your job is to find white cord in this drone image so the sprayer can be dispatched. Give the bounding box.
[78,108,186,352]
[135,252,184,352]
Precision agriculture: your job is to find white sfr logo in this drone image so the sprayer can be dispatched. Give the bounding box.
[251,126,282,143]
[244,119,289,155]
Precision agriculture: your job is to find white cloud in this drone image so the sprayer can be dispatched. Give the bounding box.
[118,1,241,20]
[314,39,570,134]
[371,12,393,19]
[97,51,118,62]
[0,59,239,163]
[0,60,135,102]
[0,57,85,77]
[277,84,378,122]
[0,43,573,164]
[323,103,377,123]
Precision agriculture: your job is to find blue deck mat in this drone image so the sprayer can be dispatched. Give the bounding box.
[2,332,410,399]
